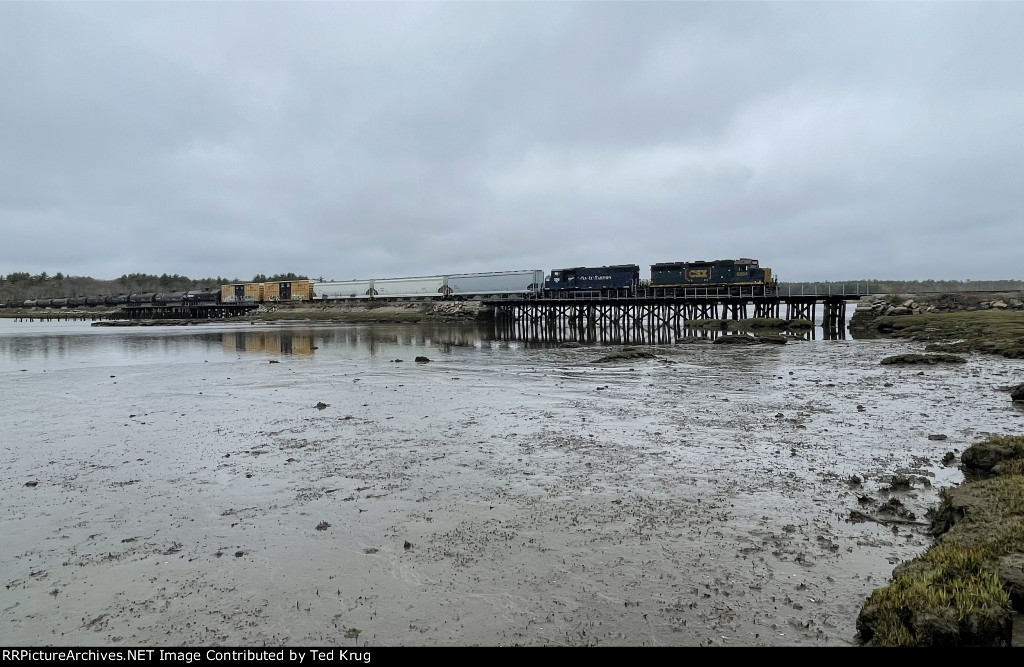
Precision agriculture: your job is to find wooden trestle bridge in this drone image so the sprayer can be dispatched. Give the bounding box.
[486,291,859,344]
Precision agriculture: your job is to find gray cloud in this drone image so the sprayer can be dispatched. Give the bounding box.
[2,2,1022,282]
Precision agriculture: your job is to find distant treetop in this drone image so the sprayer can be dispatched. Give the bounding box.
[252,273,309,283]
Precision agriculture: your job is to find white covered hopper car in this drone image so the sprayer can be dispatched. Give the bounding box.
[312,270,543,301]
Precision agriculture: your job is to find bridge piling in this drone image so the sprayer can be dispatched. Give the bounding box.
[489,292,861,343]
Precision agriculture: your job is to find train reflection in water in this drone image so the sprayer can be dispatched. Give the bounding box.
[218,324,515,358]
[221,331,316,356]
[310,324,503,356]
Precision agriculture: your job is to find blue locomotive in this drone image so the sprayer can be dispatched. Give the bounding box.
[650,258,777,296]
[543,265,640,297]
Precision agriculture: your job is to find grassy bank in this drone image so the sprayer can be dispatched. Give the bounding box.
[851,309,1024,359]
[856,435,1024,646]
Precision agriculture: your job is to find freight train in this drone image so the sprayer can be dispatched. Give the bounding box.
[0,259,777,308]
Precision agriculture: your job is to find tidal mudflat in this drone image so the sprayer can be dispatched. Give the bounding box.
[2,320,1022,646]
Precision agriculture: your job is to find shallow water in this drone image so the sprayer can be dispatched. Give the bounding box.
[2,319,1022,646]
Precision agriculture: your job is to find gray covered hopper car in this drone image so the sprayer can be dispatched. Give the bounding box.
[447,270,543,298]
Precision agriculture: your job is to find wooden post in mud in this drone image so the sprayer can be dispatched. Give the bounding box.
[821,297,847,338]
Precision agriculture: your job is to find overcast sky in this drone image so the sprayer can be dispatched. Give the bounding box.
[2,2,1022,283]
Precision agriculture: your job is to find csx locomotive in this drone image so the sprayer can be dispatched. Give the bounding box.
[649,258,776,296]
[543,258,776,297]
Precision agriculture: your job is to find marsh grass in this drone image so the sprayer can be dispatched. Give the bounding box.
[998,459,1024,477]
[860,542,1014,646]
[858,434,1024,646]
[868,310,1024,359]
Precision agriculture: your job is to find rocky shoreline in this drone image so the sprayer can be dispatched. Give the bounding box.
[849,292,1024,646]
[853,293,1023,320]
[856,436,1024,646]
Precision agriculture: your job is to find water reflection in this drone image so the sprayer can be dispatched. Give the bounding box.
[0,326,225,364]
[221,325,511,357]
[0,322,517,370]
[221,331,316,356]
[310,324,495,355]
[0,316,850,371]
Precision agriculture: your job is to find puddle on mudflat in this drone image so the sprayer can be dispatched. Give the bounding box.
[1,320,1022,646]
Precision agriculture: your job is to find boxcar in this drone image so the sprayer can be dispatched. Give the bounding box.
[221,284,246,304]
[222,283,265,303]
[264,280,314,302]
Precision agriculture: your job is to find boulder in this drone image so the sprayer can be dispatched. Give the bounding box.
[595,348,657,362]
[997,554,1024,608]
[712,335,757,345]
[960,438,1022,475]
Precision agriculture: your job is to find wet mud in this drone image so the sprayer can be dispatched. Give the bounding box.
[2,320,1023,646]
